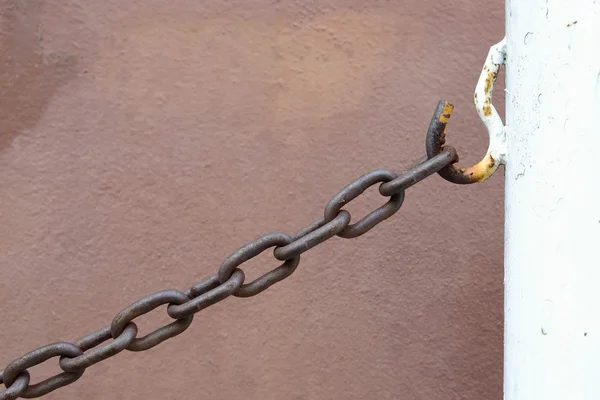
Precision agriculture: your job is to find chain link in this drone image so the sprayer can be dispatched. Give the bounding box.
[273,210,351,261]
[0,146,457,399]
[2,343,84,399]
[324,169,405,238]
[111,290,194,352]
[59,325,138,372]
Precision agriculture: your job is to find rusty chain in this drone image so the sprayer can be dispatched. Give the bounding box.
[0,106,468,399]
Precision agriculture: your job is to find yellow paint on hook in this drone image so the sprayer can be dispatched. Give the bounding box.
[439,103,454,134]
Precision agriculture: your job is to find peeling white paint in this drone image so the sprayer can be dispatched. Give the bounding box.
[505,1,600,399]
[474,38,507,166]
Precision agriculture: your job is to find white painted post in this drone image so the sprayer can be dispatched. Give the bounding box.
[504,1,600,399]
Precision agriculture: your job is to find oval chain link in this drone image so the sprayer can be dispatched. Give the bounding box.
[218,233,301,298]
[59,324,138,372]
[379,148,458,195]
[273,211,351,261]
[167,270,245,319]
[324,170,405,239]
[110,290,193,352]
[2,343,84,399]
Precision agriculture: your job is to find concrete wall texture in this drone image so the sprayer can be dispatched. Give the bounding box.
[0,1,505,399]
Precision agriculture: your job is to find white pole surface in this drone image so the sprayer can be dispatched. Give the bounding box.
[505,1,600,399]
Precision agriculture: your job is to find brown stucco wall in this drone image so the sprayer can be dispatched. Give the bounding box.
[0,1,505,399]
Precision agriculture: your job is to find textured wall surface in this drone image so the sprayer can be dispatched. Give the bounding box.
[0,1,505,399]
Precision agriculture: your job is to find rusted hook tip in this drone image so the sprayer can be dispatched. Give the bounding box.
[425,100,499,185]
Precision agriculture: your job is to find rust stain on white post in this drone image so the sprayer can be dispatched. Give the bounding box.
[474,38,507,167]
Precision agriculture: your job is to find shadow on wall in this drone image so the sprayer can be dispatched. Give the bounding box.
[0,0,77,151]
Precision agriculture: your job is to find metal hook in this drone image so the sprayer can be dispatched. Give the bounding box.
[425,38,507,184]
